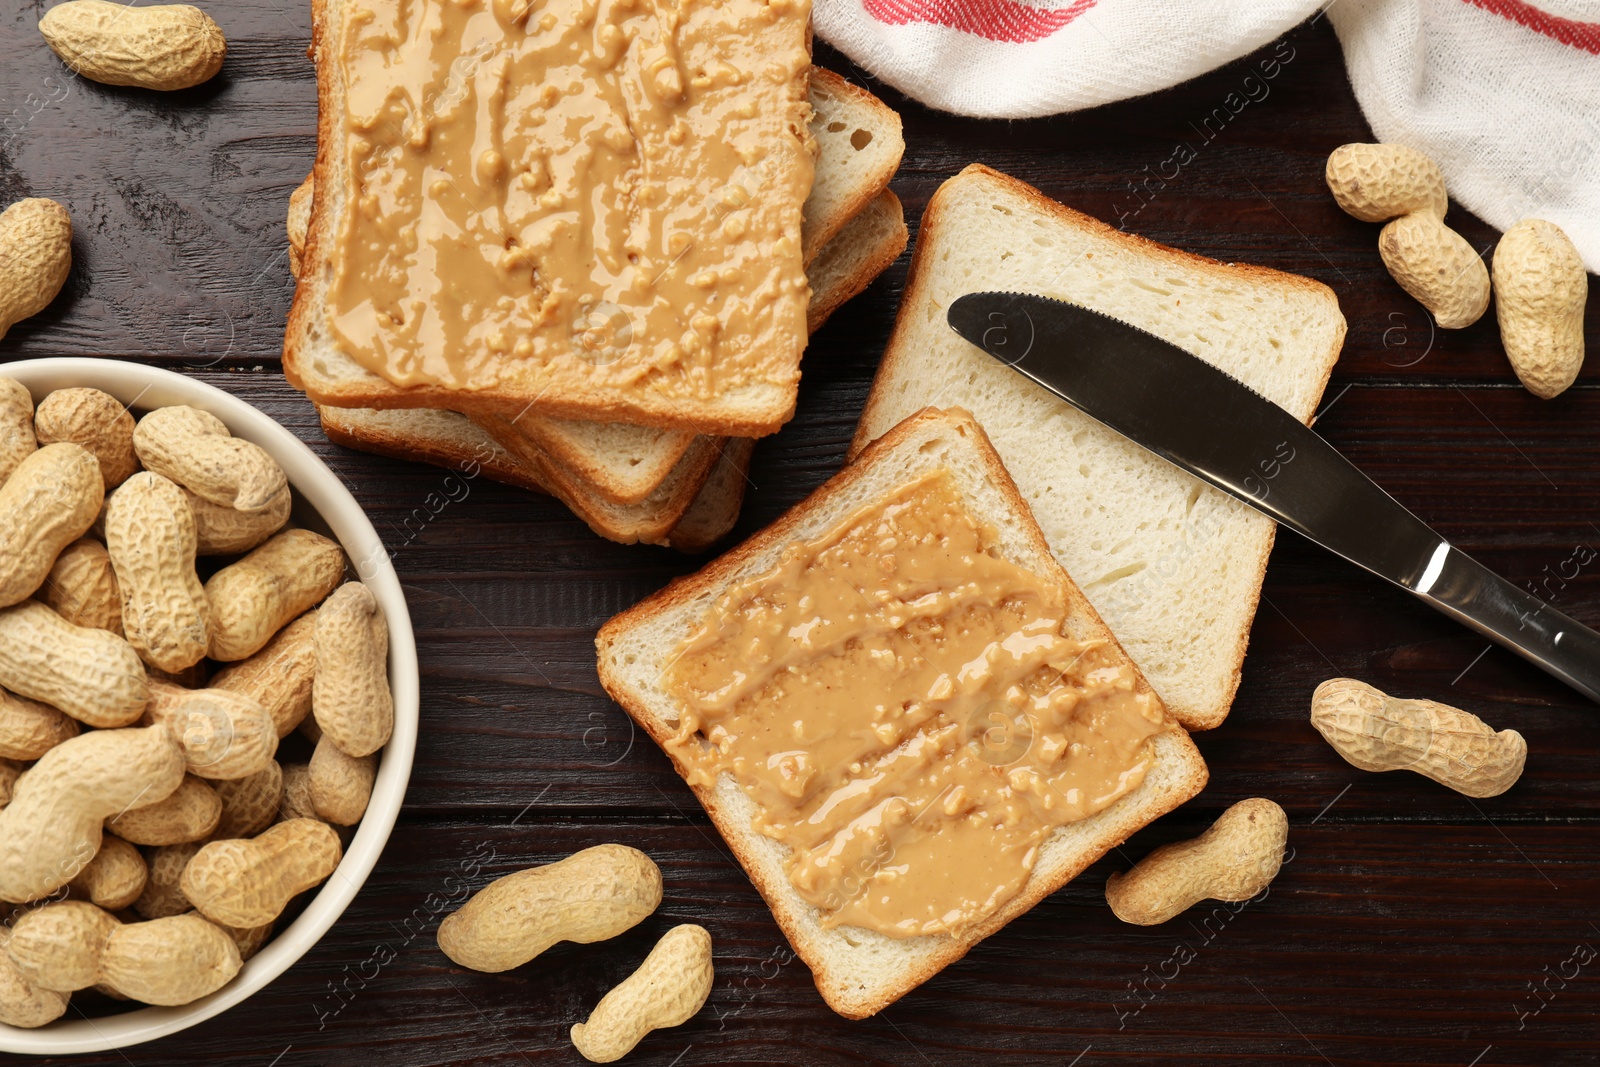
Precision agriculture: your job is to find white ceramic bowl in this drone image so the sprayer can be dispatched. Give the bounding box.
[0,358,419,1055]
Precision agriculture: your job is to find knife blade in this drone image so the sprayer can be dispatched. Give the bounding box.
[947,290,1600,705]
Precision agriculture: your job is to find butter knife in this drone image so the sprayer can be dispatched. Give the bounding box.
[947,290,1600,704]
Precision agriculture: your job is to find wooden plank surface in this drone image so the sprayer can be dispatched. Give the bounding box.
[4,4,1599,1065]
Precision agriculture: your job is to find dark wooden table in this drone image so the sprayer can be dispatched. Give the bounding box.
[5,6,1600,1064]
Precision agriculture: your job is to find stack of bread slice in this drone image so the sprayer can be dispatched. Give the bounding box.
[286,57,906,551]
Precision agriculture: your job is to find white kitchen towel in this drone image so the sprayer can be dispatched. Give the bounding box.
[1330,0,1600,272]
[815,0,1600,269]
[811,0,1325,118]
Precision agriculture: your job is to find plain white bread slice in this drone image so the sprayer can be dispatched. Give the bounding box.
[479,424,726,545]
[596,406,1208,1018]
[316,402,718,544]
[851,165,1346,732]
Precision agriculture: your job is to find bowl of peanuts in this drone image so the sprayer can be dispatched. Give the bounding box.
[0,358,419,1054]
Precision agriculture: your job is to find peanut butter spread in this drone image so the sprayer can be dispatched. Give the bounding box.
[663,471,1168,939]
[328,0,813,395]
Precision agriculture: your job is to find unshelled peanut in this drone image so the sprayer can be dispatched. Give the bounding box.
[1105,798,1289,926]
[313,582,392,757]
[0,378,37,484]
[1326,142,1489,329]
[0,926,68,1028]
[0,758,19,808]
[309,736,375,825]
[145,679,277,781]
[1310,677,1525,797]
[149,660,208,689]
[187,485,291,555]
[0,724,184,902]
[1492,218,1588,399]
[206,528,344,661]
[108,773,222,846]
[0,684,79,760]
[182,817,343,927]
[0,199,72,344]
[0,442,103,608]
[213,759,284,838]
[102,912,242,1005]
[133,405,285,512]
[278,762,319,822]
[134,841,204,920]
[0,600,149,727]
[1379,212,1491,329]
[67,835,148,911]
[570,924,714,1063]
[8,902,241,1005]
[5,900,115,991]
[437,844,662,973]
[34,387,139,488]
[223,921,274,962]
[106,471,211,672]
[40,537,123,634]
[39,0,226,91]
[212,612,316,737]
[1325,143,1447,222]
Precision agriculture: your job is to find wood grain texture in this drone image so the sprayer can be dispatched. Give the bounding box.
[3,4,1599,1064]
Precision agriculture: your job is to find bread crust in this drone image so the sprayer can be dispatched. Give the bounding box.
[803,68,906,262]
[849,164,1344,731]
[502,421,698,507]
[317,405,764,551]
[807,189,909,332]
[662,437,757,553]
[597,407,1208,1017]
[475,416,724,544]
[851,164,1342,461]
[316,406,550,496]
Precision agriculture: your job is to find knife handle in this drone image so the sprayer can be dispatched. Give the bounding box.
[1416,544,1600,703]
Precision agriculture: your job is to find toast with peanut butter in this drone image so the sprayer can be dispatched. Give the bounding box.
[310,186,907,546]
[596,407,1208,1017]
[852,165,1346,732]
[287,66,905,509]
[285,0,815,435]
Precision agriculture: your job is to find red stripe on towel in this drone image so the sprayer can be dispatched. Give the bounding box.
[1461,0,1600,55]
[863,0,1096,44]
